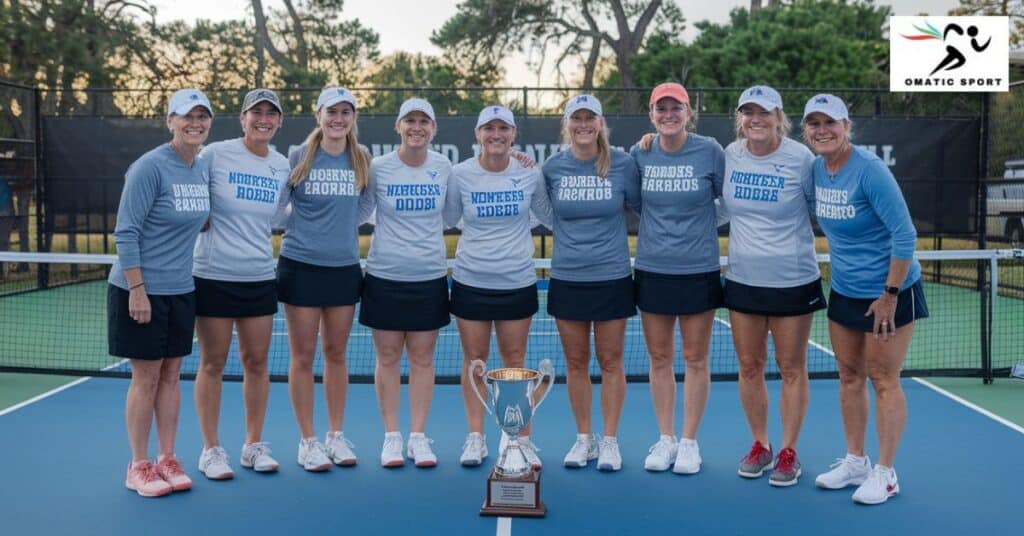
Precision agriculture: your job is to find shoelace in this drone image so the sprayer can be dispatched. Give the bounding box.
[246,442,271,461]
[648,438,675,457]
[568,437,591,459]
[136,462,162,484]
[463,435,485,451]
[743,442,768,463]
[599,438,619,454]
[776,449,797,471]
[158,457,185,475]
[382,436,402,453]
[206,446,229,467]
[328,433,355,450]
[409,437,434,457]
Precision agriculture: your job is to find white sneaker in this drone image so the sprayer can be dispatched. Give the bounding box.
[380,433,404,467]
[240,442,279,472]
[460,433,488,466]
[407,434,438,467]
[596,437,622,471]
[644,436,678,472]
[563,434,598,468]
[672,438,702,475]
[816,454,872,489]
[501,432,543,470]
[198,446,234,480]
[297,438,331,472]
[852,465,900,505]
[325,431,357,466]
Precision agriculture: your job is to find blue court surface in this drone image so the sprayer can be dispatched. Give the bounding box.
[1,377,1021,534]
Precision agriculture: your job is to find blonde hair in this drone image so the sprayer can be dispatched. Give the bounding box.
[734,107,791,141]
[560,118,612,178]
[288,122,369,191]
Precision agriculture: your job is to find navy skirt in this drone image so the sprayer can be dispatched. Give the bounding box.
[724,278,826,317]
[358,273,451,331]
[450,280,538,321]
[635,269,723,316]
[194,277,278,318]
[827,279,929,332]
[277,256,362,307]
[547,276,636,321]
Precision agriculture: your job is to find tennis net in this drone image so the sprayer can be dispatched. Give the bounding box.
[1,250,1021,382]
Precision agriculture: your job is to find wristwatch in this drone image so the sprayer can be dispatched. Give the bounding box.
[884,285,900,296]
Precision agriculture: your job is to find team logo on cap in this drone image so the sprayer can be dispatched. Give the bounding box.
[748,87,764,97]
[889,16,1008,92]
[189,94,199,100]
[814,96,829,104]
[492,106,501,115]
[575,96,589,103]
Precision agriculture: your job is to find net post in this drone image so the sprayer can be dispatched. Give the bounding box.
[33,86,49,289]
[984,257,999,384]
[979,257,991,384]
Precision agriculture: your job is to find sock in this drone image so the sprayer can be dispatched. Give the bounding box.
[385,431,401,439]
[660,434,676,443]
[409,432,425,439]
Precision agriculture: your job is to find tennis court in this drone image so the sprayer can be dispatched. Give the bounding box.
[1,250,1023,534]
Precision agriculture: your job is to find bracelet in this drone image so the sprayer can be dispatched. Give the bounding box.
[129,282,145,290]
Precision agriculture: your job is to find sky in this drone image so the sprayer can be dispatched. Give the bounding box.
[151,0,962,85]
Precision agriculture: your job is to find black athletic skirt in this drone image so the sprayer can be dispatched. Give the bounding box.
[827,279,929,332]
[277,256,362,307]
[635,269,724,315]
[358,273,451,331]
[724,278,826,317]
[547,275,636,321]
[450,280,538,321]
[194,277,278,318]
[107,285,195,360]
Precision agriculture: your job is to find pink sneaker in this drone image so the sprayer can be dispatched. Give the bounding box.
[125,461,173,497]
[155,455,193,491]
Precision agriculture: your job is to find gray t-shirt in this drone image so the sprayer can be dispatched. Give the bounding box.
[542,148,641,282]
[722,137,819,287]
[363,150,452,282]
[276,145,371,267]
[630,133,725,275]
[444,157,552,289]
[192,138,289,282]
[109,144,210,294]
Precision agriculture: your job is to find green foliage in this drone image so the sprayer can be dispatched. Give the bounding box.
[360,52,505,115]
[950,0,1024,45]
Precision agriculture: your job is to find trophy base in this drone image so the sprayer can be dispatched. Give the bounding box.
[479,468,546,518]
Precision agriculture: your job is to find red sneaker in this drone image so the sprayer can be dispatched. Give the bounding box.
[737,441,773,478]
[769,447,802,487]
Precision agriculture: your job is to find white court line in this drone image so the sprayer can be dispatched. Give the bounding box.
[0,359,128,416]
[911,377,1024,436]
[495,517,511,536]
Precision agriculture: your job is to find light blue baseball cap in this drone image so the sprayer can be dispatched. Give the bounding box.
[802,94,849,121]
[167,89,213,118]
[564,94,603,118]
[317,87,357,111]
[737,85,783,112]
[398,98,436,122]
[476,105,516,128]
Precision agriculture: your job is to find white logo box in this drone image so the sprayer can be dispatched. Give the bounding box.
[890,16,1009,92]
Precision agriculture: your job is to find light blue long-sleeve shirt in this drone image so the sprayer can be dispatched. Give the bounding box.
[542,148,641,282]
[109,144,210,294]
[630,133,725,275]
[814,146,921,298]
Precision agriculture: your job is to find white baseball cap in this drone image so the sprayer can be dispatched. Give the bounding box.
[167,89,213,118]
[317,87,357,111]
[398,98,436,122]
[475,105,516,128]
[802,93,849,121]
[564,94,603,118]
[737,85,783,112]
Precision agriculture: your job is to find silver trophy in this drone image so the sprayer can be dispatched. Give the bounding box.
[469,358,553,517]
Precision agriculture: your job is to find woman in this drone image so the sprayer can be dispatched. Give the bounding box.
[275,87,371,471]
[359,98,452,468]
[543,94,640,471]
[193,89,290,479]
[443,105,552,468]
[630,83,725,475]
[722,86,822,486]
[110,89,213,496]
[802,94,927,505]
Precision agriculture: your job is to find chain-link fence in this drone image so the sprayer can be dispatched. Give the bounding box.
[0,81,38,258]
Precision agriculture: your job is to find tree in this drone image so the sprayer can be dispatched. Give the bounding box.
[431,0,684,112]
[361,52,504,115]
[626,1,891,111]
[250,0,380,111]
[950,0,1024,46]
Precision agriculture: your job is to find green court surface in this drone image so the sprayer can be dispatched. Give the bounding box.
[0,372,82,411]
[923,377,1024,427]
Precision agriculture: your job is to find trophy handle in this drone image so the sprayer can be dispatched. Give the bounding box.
[530,359,555,412]
[468,359,493,415]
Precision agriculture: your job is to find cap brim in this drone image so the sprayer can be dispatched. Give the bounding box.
[169,103,213,117]
[737,98,780,112]
[319,96,356,111]
[243,98,282,113]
